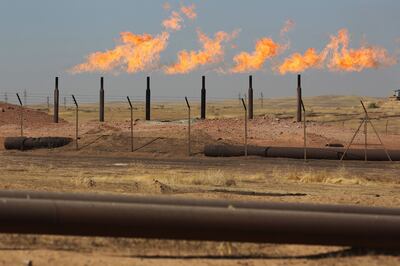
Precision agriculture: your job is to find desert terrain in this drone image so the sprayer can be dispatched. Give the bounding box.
[0,95,399,266]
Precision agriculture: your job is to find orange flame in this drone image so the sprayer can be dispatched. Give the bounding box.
[327,29,396,71]
[70,32,169,73]
[165,29,237,74]
[181,4,197,20]
[162,11,183,31]
[278,48,325,74]
[231,38,281,73]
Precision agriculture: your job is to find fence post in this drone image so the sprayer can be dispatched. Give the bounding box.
[47,96,50,112]
[301,100,307,161]
[4,92,7,103]
[100,77,105,122]
[64,96,67,110]
[146,76,151,121]
[54,77,59,123]
[127,96,133,152]
[185,97,191,156]
[241,98,248,157]
[16,93,23,137]
[260,92,264,108]
[23,89,27,106]
[72,95,79,150]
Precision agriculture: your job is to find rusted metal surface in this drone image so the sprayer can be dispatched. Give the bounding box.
[1,190,400,216]
[0,198,399,249]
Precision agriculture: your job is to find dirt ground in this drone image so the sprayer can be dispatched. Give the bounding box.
[0,96,399,265]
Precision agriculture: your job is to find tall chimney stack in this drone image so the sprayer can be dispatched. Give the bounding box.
[248,75,254,119]
[297,74,302,122]
[201,75,206,119]
[145,76,151,121]
[99,77,105,122]
[53,77,59,123]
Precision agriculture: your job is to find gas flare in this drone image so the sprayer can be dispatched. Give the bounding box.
[231,38,281,73]
[162,11,183,31]
[181,4,197,20]
[278,48,325,74]
[165,29,238,74]
[70,31,169,74]
[327,28,396,72]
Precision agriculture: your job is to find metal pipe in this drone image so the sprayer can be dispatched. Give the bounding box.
[296,74,302,122]
[1,190,400,216]
[248,75,253,119]
[99,77,104,122]
[146,76,151,121]
[53,77,59,123]
[0,198,399,249]
[201,76,206,119]
[204,144,400,161]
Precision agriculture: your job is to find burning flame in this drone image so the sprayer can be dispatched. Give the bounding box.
[165,29,238,74]
[278,48,325,74]
[162,11,183,31]
[70,31,169,73]
[277,28,396,75]
[327,29,396,72]
[181,4,197,20]
[231,38,281,73]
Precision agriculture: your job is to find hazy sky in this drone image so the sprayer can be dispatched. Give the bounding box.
[0,0,399,103]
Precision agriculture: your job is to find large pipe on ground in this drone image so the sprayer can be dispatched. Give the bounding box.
[1,190,399,216]
[99,77,104,122]
[146,76,151,120]
[297,74,302,122]
[204,144,400,161]
[248,75,253,119]
[0,198,399,249]
[4,137,72,150]
[53,77,59,123]
[201,75,206,119]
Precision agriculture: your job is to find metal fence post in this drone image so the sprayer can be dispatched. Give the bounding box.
[16,93,23,137]
[301,100,307,161]
[185,97,191,156]
[127,96,133,152]
[72,95,79,150]
[248,75,253,119]
[201,76,206,119]
[241,98,248,157]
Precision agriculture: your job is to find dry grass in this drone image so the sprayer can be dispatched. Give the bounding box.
[272,167,369,185]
